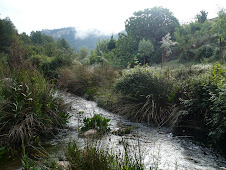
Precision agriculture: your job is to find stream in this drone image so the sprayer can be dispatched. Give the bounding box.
[1,91,226,170]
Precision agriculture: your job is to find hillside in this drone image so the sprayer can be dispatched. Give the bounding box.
[41,27,120,50]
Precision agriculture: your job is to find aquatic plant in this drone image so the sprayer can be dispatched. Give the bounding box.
[81,114,111,133]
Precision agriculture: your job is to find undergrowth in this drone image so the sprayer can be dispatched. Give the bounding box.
[57,64,117,100]
[66,140,144,170]
[0,67,69,150]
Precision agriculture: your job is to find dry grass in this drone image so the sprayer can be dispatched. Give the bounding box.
[57,64,117,98]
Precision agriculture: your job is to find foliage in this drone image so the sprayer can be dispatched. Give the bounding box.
[21,144,63,170]
[115,33,138,67]
[198,45,214,59]
[78,47,89,61]
[123,7,179,64]
[66,141,144,170]
[113,66,175,125]
[160,33,177,64]
[95,38,109,56]
[108,35,116,51]
[18,31,75,78]
[213,8,226,41]
[57,64,117,99]
[66,141,115,170]
[0,17,17,53]
[138,38,154,64]
[0,67,69,147]
[174,20,216,61]
[30,31,55,45]
[176,64,226,152]
[81,114,110,133]
[57,38,71,50]
[125,7,179,42]
[196,10,208,23]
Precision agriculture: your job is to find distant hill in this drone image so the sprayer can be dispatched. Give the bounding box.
[41,27,123,51]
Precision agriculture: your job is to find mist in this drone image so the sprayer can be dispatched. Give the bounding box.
[74,27,112,40]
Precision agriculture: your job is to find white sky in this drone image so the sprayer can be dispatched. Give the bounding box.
[0,0,225,36]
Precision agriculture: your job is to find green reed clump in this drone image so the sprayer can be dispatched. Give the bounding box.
[0,68,69,148]
[113,66,176,126]
[66,141,144,170]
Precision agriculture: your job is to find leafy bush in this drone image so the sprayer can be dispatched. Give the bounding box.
[181,49,196,61]
[198,45,214,59]
[81,114,110,133]
[176,64,226,152]
[113,66,175,126]
[0,68,69,147]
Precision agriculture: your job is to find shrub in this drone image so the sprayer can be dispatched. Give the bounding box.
[198,44,214,59]
[176,64,226,153]
[181,49,196,61]
[113,66,175,126]
[0,68,69,148]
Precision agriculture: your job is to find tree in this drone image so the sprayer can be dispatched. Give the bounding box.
[30,31,54,45]
[213,9,226,62]
[138,38,154,64]
[78,47,89,61]
[196,10,208,23]
[125,7,179,43]
[20,32,32,45]
[160,33,177,68]
[0,17,17,53]
[95,38,109,56]
[115,33,138,67]
[57,38,71,50]
[30,31,45,45]
[107,35,116,51]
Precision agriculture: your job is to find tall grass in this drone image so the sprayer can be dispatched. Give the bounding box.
[57,64,117,100]
[66,140,144,170]
[0,66,69,148]
[112,66,179,127]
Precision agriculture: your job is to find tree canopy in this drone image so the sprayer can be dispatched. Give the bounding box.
[0,17,17,53]
[125,7,180,43]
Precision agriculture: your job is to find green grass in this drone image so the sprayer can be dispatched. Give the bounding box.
[66,140,144,170]
[0,67,69,149]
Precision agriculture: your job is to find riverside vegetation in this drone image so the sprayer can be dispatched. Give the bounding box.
[0,6,225,169]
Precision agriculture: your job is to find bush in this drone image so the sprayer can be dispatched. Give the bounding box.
[113,66,175,126]
[181,49,196,61]
[0,68,69,147]
[176,64,226,153]
[198,45,214,59]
